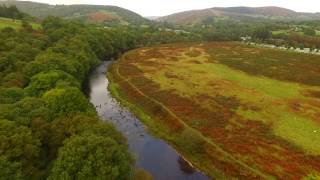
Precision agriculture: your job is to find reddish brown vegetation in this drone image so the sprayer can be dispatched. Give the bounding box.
[87,12,120,23]
[202,42,320,86]
[305,90,320,99]
[288,99,320,123]
[111,44,320,179]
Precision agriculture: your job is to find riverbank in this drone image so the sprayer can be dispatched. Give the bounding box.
[108,59,265,179]
[107,66,218,178]
[89,61,209,180]
[108,43,320,179]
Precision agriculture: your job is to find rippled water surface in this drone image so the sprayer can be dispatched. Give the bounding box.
[88,61,210,180]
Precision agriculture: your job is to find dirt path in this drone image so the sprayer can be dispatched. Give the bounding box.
[114,60,275,180]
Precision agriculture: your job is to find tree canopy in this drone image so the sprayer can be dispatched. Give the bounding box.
[0,7,207,179]
[49,134,133,180]
[0,16,138,179]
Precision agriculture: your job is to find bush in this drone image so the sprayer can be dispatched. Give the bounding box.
[179,128,206,154]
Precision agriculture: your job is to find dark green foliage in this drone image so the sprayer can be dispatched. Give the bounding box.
[25,70,80,96]
[0,155,23,180]
[303,28,316,36]
[0,87,24,104]
[0,97,51,126]
[178,129,205,154]
[0,16,138,179]
[198,20,253,41]
[24,51,85,81]
[252,26,272,40]
[47,115,132,178]
[0,5,25,19]
[49,115,127,152]
[0,119,41,178]
[44,115,129,170]
[272,33,320,49]
[0,7,204,179]
[48,134,133,180]
[42,87,95,118]
[21,20,33,32]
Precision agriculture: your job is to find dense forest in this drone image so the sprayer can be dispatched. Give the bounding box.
[0,15,139,179]
[0,4,203,178]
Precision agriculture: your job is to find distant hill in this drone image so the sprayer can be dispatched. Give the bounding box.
[158,6,320,25]
[0,0,148,25]
[145,16,161,20]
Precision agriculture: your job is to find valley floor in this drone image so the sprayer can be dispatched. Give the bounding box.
[109,42,320,179]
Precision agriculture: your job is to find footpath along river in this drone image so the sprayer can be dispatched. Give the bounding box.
[88,61,210,180]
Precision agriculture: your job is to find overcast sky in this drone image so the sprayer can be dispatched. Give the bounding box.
[23,0,320,16]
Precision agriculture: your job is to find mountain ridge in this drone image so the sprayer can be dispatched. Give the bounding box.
[0,0,148,25]
[157,6,320,25]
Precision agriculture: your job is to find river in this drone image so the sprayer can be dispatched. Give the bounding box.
[88,61,210,180]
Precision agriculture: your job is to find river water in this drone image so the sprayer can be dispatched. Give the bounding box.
[88,61,210,180]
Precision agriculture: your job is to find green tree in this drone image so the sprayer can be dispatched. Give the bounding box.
[42,87,95,118]
[21,20,33,33]
[0,119,40,178]
[0,155,23,180]
[48,134,133,180]
[46,115,129,167]
[253,26,271,41]
[11,97,51,125]
[49,115,126,150]
[0,87,24,104]
[303,28,316,36]
[25,70,80,97]
[0,5,25,19]
[24,51,85,81]
[1,72,27,88]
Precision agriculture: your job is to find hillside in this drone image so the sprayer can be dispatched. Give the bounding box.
[158,6,320,25]
[0,0,148,25]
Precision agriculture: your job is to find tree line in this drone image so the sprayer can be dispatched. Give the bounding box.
[0,5,26,19]
[165,17,320,49]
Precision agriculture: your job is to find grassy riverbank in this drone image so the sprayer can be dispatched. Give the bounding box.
[108,42,320,179]
[107,65,224,179]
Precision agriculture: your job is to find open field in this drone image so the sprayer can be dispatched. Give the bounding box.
[0,17,40,29]
[109,42,320,179]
